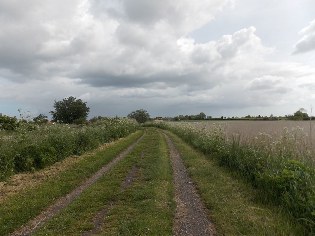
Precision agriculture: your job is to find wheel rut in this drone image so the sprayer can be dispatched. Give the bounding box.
[81,164,140,236]
[10,135,144,236]
[164,134,216,236]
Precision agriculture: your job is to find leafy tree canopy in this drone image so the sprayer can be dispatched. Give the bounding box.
[127,109,150,123]
[0,114,19,130]
[50,96,90,124]
[293,108,309,120]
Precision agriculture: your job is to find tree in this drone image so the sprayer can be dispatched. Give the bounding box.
[127,109,150,123]
[50,96,90,124]
[0,115,19,130]
[292,108,309,120]
[198,112,206,120]
[33,114,48,124]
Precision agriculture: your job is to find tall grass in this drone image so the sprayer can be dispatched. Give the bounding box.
[0,118,138,180]
[149,121,315,232]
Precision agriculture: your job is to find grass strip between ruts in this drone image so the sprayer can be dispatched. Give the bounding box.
[165,130,306,236]
[0,130,143,236]
[34,128,174,235]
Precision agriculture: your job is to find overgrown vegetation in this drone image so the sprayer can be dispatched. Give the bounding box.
[0,118,138,180]
[148,122,315,233]
[0,114,19,130]
[0,130,143,236]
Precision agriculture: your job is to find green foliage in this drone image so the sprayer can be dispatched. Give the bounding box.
[33,114,48,124]
[73,129,99,155]
[0,143,15,180]
[174,112,207,121]
[0,115,19,130]
[50,96,90,124]
[288,108,310,120]
[127,109,150,123]
[148,122,315,232]
[0,119,138,180]
[13,143,57,172]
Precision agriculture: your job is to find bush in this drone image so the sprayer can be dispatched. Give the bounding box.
[0,144,15,179]
[0,115,19,131]
[33,114,49,124]
[74,129,99,155]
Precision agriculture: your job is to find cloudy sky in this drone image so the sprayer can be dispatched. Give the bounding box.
[1,0,315,118]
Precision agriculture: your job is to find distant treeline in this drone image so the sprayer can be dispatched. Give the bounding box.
[155,108,314,121]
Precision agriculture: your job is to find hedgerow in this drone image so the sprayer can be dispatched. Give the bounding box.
[0,118,138,180]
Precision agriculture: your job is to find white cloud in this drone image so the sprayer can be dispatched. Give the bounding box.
[294,19,315,54]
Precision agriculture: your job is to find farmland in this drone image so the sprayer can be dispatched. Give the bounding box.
[161,120,315,166]
[0,119,314,235]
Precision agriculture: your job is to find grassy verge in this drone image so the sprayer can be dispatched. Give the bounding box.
[166,130,306,235]
[0,130,143,236]
[33,128,174,235]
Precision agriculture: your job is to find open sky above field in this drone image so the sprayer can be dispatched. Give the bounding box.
[0,0,315,118]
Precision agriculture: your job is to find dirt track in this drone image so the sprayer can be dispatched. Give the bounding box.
[9,131,216,236]
[164,134,216,236]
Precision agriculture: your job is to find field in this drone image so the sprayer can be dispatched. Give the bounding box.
[188,120,315,145]
[165,120,315,166]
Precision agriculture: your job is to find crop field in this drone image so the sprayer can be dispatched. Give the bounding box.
[188,120,315,143]
[164,120,315,166]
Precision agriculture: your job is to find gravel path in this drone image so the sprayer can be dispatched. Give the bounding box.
[10,135,144,236]
[164,134,216,236]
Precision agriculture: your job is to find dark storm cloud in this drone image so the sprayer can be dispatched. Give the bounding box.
[77,69,211,89]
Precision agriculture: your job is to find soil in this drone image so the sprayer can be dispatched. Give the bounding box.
[10,135,144,236]
[120,165,139,190]
[164,134,216,236]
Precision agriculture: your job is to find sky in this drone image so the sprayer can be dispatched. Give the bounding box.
[0,0,315,118]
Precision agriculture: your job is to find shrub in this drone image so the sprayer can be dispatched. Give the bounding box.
[0,144,15,180]
[74,129,99,155]
[0,115,19,131]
